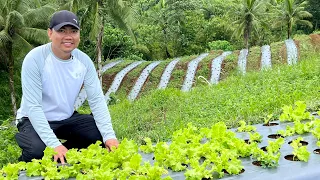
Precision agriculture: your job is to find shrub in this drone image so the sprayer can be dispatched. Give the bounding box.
[208,40,234,51]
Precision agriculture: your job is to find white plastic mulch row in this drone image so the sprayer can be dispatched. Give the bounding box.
[157,58,180,89]
[104,61,144,101]
[210,51,232,84]
[73,60,123,110]
[74,39,298,108]
[181,53,209,92]
[285,39,298,65]
[261,45,272,70]
[238,49,248,75]
[127,61,161,101]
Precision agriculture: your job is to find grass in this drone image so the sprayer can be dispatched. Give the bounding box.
[107,52,320,144]
[246,46,261,72]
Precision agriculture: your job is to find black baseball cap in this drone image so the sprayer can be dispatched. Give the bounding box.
[49,10,80,30]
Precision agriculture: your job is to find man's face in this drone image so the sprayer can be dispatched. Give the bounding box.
[47,25,80,60]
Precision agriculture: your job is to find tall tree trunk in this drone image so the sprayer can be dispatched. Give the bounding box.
[8,42,17,118]
[244,27,250,49]
[96,25,104,86]
[162,26,171,58]
[287,22,291,39]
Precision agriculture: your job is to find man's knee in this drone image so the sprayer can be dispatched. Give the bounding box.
[30,141,46,159]
[15,131,46,162]
[18,141,46,162]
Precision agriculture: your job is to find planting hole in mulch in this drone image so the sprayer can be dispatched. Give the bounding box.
[288,140,308,146]
[199,156,206,162]
[311,112,318,116]
[313,149,320,154]
[244,139,260,144]
[263,122,279,126]
[223,168,245,174]
[284,155,300,161]
[267,134,284,139]
[261,146,267,152]
[252,161,262,166]
[167,163,188,171]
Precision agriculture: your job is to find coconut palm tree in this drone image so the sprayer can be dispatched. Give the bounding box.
[274,0,313,39]
[61,0,136,83]
[0,0,56,117]
[232,0,267,49]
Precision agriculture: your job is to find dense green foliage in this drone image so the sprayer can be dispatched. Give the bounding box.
[0,119,20,168]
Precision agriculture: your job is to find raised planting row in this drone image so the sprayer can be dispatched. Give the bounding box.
[72,38,306,107]
[3,101,320,180]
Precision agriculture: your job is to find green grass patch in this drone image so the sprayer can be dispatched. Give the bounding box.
[107,52,320,144]
[246,46,261,72]
[270,41,285,66]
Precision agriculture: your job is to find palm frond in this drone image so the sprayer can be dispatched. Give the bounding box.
[296,11,313,19]
[5,11,24,30]
[0,0,9,20]
[296,19,313,28]
[14,0,34,14]
[12,33,33,62]
[23,5,56,28]
[0,30,12,48]
[104,0,136,43]
[0,15,4,30]
[16,27,49,44]
[87,2,100,41]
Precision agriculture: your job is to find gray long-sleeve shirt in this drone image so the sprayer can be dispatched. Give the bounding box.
[16,43,116,148]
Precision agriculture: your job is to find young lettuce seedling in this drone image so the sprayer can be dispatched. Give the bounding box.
[237,121,256,132]
[290,137,310,162]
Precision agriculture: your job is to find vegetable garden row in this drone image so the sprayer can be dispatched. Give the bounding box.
[2,101,320,179]
[74,38,300,110]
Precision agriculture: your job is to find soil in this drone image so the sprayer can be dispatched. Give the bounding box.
[223,168,245,174]
[167,163,188,171]
[244,139,260,144]
[310,34,320,50]
[267,134,284,139]
[288,140,308,146]
[284,154,300,161]
[252,161,262,166]
[262,122,279,126]
[313,149,320,154]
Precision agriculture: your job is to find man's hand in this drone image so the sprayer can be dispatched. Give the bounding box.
[54,145,68,164]
[105,138,119,151]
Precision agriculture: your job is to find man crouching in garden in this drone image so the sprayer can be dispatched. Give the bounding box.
[15,10,119,163]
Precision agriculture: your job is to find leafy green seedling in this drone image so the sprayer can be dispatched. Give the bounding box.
[290,137,310,162]
[139,137,155,153]
[237,121,256,132]
[279,101,311,122]
[263,114,274,126]
[249,132,262,143]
